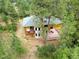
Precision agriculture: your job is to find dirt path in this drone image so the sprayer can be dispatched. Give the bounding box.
[16,24,44,59]
[22,39,43,59]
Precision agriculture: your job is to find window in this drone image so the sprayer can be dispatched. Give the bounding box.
[36,33,37,36]
[50,27,53,29]
[35,28,37,30]
[30,26,34,29]
[44,25,48,27]
[38,28,40,31]
[30,26,34,30]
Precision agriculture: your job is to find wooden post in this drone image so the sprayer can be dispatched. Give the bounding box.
[44,16,51,44]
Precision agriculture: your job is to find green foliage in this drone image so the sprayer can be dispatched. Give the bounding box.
[0,33,16,59]
[0,32,26,59]
[0,25,4,32]
[0,37,5,59]
[11,33,26,55]
[71,46,79,59]
[7,23,17,32]
[37,44,70,59]
[16,0,31,17]
[30,0,58,17]
[54,47,71,59]
[57,0,77,47]
[55,46,79,59]
[1,13,9,23]
[37,45,79,59]
[61,13,77,47]
[0,23,17,32]
[0,0,79,59]
[37,44,57,59]
[0,0,18,19]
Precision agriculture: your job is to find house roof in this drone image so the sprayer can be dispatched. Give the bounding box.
[43,16,62,25]
[54,18,62,24]
[50,16,62,24]
[21,15,62,27]
[33,16,42,27]
[21,16,34,27]
[21,15,41,27]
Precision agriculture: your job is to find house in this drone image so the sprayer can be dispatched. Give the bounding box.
[43,16,62,40]
[21,15,62,39]
[44,16,62,30]
[21,15,42,38]
[50,16,62,30]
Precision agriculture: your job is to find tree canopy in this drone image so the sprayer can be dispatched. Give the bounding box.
[0,0,79,59]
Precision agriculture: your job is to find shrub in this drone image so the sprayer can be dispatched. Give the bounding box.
[0,32,26,59]
[37,44,57,59]
[7,23,17,32]
[0,33,16,59]
[11,33,26,55]
[54,47,71,59]
[0,25,4,32]
[1,14,9,23]
[37,45,79,59]
[0,39,5,59]
[71,46,79,59]
[50,46,79,59]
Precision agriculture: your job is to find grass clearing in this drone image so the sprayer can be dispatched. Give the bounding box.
[0,32,26,59]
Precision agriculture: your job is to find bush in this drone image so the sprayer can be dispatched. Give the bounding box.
[71,46,79,59]
[7,23,17,32]
[0,25,4,32]
[37,44,57,59]
[0,32,26,59]
[54,46,79,59]
[11,33,26,55]
[0,40,5,59]
[0,33,16,59]
[54,47,71,59]
[37,44,79,59]
[1,14,9,23]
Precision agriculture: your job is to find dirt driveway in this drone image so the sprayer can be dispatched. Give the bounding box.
[16,26,44,59]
